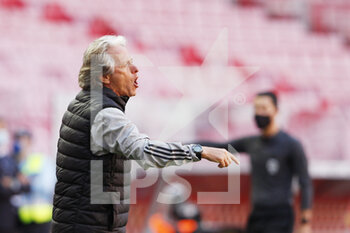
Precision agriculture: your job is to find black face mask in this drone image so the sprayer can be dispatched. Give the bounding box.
[254,115,271,129]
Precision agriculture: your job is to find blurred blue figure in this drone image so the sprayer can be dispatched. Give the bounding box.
[11,130,56,233]
[0,118,30,233]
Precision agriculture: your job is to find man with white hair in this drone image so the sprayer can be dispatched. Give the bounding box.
[51,35,239,233]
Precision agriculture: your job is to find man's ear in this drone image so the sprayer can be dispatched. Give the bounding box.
[100,75,110,85]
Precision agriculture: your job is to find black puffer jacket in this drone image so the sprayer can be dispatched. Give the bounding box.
[52,87,131,233]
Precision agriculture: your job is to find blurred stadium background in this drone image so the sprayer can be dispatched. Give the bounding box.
[1,0,350,232]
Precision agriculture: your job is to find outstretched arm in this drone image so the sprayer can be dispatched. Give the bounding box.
[91,108,239,169]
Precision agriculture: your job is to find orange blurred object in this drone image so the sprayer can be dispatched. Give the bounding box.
[177,219,198,233]
[149,213,176,233]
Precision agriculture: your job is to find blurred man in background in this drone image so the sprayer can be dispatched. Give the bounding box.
[51,35,239,233]
[12,130,55,233]
[197,91,313,233]
[0,119,31,233]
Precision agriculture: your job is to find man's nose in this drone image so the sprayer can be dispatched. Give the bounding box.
[131,64,138,74]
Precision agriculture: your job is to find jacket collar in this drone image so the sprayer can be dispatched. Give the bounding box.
[102,86,129,112]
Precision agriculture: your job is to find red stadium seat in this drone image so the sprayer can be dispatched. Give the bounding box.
[43,3,73,23]
[0,0,25,9]
[88,17,119,38]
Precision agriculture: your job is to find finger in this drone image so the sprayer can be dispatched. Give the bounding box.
[220,160,227,168]
[219,159,227,168]
[229,153,240,165]
[225,157,231,166]
[223,158,230,167]
[222,152,232,166]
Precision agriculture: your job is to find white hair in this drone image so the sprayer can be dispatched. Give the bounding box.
[78,35,126,90]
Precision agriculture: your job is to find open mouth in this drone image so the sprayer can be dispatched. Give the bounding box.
[134,79,139,88]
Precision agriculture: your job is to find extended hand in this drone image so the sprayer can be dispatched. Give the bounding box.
[201,146,240,168]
